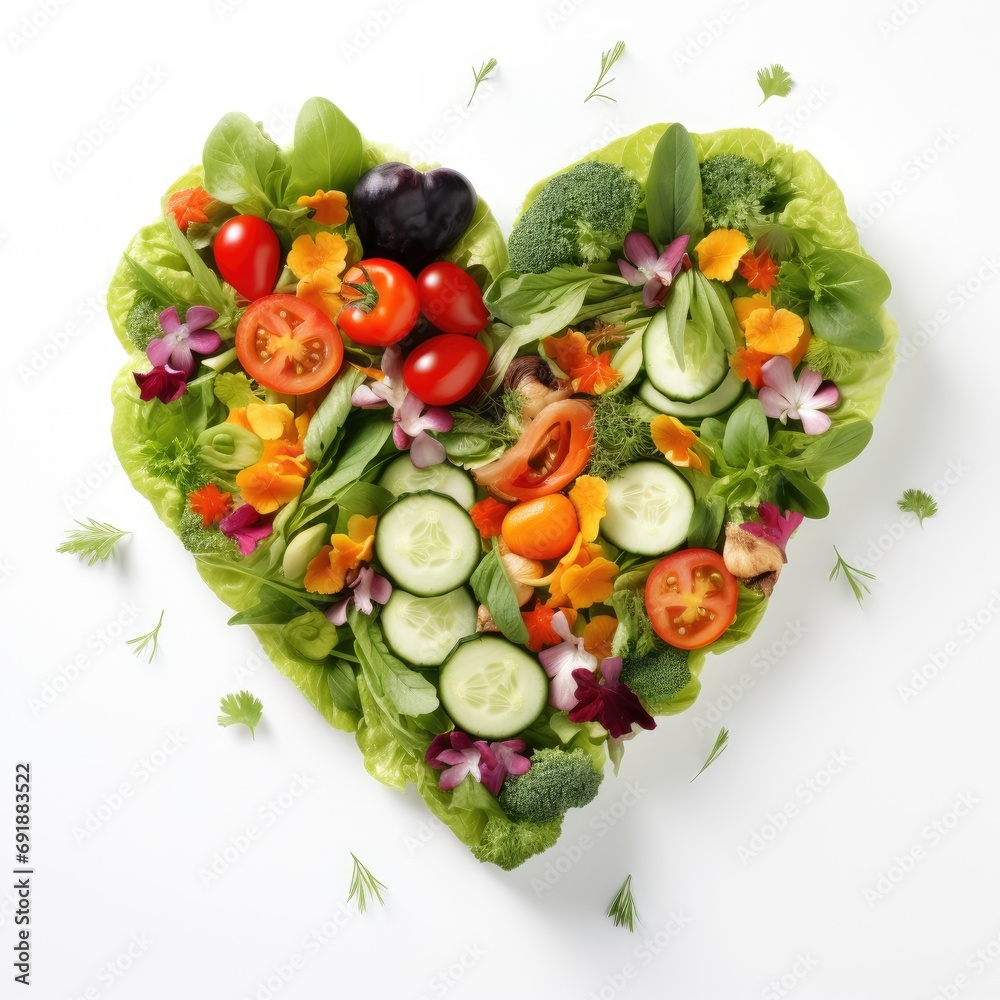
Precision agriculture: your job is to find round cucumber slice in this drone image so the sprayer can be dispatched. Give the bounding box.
[381,588,478,667]
[639,371,745,419]
[377,455,476,509]
[601,460,695,556]
[439,636,549,740]
[374,491,480,597]
[643,309,728,402]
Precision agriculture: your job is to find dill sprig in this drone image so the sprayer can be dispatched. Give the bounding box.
[897,488,938,527]
[829,546,875,606]
[607,874,639,932]
[585,40,626,103]
[57,519,131,565]
[127,610,165,663]
[348,853,387,913]
[587,392,659,480]
[468,57,498,107]
[691,727,730,781]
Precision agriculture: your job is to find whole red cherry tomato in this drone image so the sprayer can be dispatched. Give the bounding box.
[402,333,489,406]
[213,215,281,301]
[338,258,420,347]
[416,261,489,335]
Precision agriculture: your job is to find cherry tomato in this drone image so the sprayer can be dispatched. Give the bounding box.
[337,258,419,347]
[502,495,579,560]
[473,399,594,501]
[644,549,739,650]
[416,261,489,335]
[213,215,281,301]
[235,294,343,395]
[402,333,489,406]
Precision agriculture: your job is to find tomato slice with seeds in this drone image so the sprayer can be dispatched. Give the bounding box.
[235,294,344,395]
[645,548,739,650]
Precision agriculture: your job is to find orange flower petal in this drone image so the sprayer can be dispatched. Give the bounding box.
[296,269,345,320]
[729,347,772,389]
[236,463,306,514]
[732,294,773,330]
[286,232,349,281]
[744,307,805,355]
[522,605,579,652]
[650,415,707,472]
[246,402,295,441]
[296,189,349,227]
[188,483,232,527]
[694,229,750,282]
[470,497,511,539]
[165,186,213,232]
[556,558,618,610]
[571,351,620,395]
[226,407,254,432]
[569,476,608,543]
[582,615,618,661]
[543,329,591,376]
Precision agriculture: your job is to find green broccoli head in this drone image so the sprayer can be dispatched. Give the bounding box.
[499,747,603,824]
[125,296,163,352]
[507,161,642,274]
[178,508,237,556]
[620,641,692,714]
[471,815,562,871]
[700,154,782,233]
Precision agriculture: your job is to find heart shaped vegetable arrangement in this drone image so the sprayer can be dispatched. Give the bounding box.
[108,98,896,869]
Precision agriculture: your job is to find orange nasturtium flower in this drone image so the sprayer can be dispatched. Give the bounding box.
[545,534,618,610]
[694,229,750,282]
[470,497,512,539]
[569,476,608,543]
[732,294,773,329]
[187,483,232,527]
[522,604,579,652]
[287,231,349,280]
[583,615,618,662]
[236,457,308,514]
[165,186,213,232]
[729,346,772,389]
[295,189,349,227]
[543,329,620,395]
[303,515,377,595]
[743,306,805,356]
[737,248,780,293]
[650,415,708,473]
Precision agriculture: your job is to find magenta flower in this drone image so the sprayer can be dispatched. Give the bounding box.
[479,740,531,795]
[351,346,454,468]
[426,731,490,790]
[325,567,393,625]
[147,305,222,377]
[134,364,187,403]
[568,657,655,740]
[741,503,804,558]
[758,357,839,435]
[219,504,274,556]
[617,231,690,308]
[538,610,598,711]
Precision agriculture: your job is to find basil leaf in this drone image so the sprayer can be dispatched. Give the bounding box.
[307,420,393,502]
[646,123,704,246]
[806,249,891,311]
[722,399,769,468]
[779,469,830,518]
[663,269,692,368]
[770,420,874,477]
[470,547,529,644]
[326,659,362,718]
[687,493,725,548]
[202,112,284,216]
[303,367,365,463]
[809,297,886,351]
[287,97,363,200]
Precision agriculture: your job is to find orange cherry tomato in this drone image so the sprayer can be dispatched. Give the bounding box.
[473,399,594,501]
[235,293,344,394]
[501,494,580,560]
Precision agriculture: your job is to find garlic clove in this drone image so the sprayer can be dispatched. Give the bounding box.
[723,523,785,582]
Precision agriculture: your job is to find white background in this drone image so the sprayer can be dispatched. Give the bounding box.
[3,0,999,997]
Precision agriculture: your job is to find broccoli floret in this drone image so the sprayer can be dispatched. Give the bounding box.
[507,161,642,274]
[178,508,237,556]
[125,296,163,352]
[498,747,603,824]
[700,154,783,233]
[471,815,562,870]
[620,642,692,713]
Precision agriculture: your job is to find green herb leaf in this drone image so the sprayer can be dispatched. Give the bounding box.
[347,853,386,913]
[202,112,285,217]
[286,97,364,201]
[281,611,338,661]
[127,610,165,664]
[722,399,769,469]
[829,546,875,606]
[585,40,626,103]
[468,57,497,107]
[645,122,704,246]
[327,659,363,718]
[303,368,365,464]
[57,519,131,565]
[213,372,262,409]
[122,254,188,309]
[304,419,393,504]
[691,727,729,781]
[470,547,530,644]
[217,690,264,737]
[164,215,237,321]
[607,874,639,932]
[897,488,938,526]
[757,64,794,105]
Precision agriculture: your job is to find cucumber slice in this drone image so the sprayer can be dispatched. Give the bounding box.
[381,588,478,667]
[374,491,481,597]
[639,371,745,419]
[643,309,728,402]
[439,636,549,739]
[377,455,476,509]
[601,461,695,556]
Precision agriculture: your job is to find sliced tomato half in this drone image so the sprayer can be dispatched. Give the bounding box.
[235,294,344,395]
[474,399,594,501]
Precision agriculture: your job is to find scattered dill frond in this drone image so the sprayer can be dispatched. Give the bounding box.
[691,727,730,781]
[607,874,639,932]
[585,40,626,103]
[58,520,131,565]
[348,853,387,913]
[468,57,498,106]
[127,610,165,663]
[829,546,875,606]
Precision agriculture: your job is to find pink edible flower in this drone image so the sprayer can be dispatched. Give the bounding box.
[568,656,656,740]
[479,740,531,795]
[325,567,393,625]
[426,731,489,790]
[758,356,839,435]
[219,503,274,556]
[147,305,222,378]
[740,503,804,558]
[538,610,598,711]
[617,231,690,308]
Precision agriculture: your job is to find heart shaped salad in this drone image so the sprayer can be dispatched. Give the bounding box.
[108,98,896,870]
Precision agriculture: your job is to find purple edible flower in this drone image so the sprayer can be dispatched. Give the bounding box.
[133,364,187,403]
[219,503,274,556]
[479,740,531,795]
[325,566,393,625]
[147,305,222,378]
[427,732,531,794]
[758,357,840,435]
[538,610,598,712]
[569,656,656,740]
[617,231,690,308]
[740,503,804,559]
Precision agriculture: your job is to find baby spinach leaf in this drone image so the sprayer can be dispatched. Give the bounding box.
[304,367,365,463]
[202,112,285,216]
[722,399,769,468]
[646,123,704,246]
[287,97,364,200]
[470,547,529,644]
